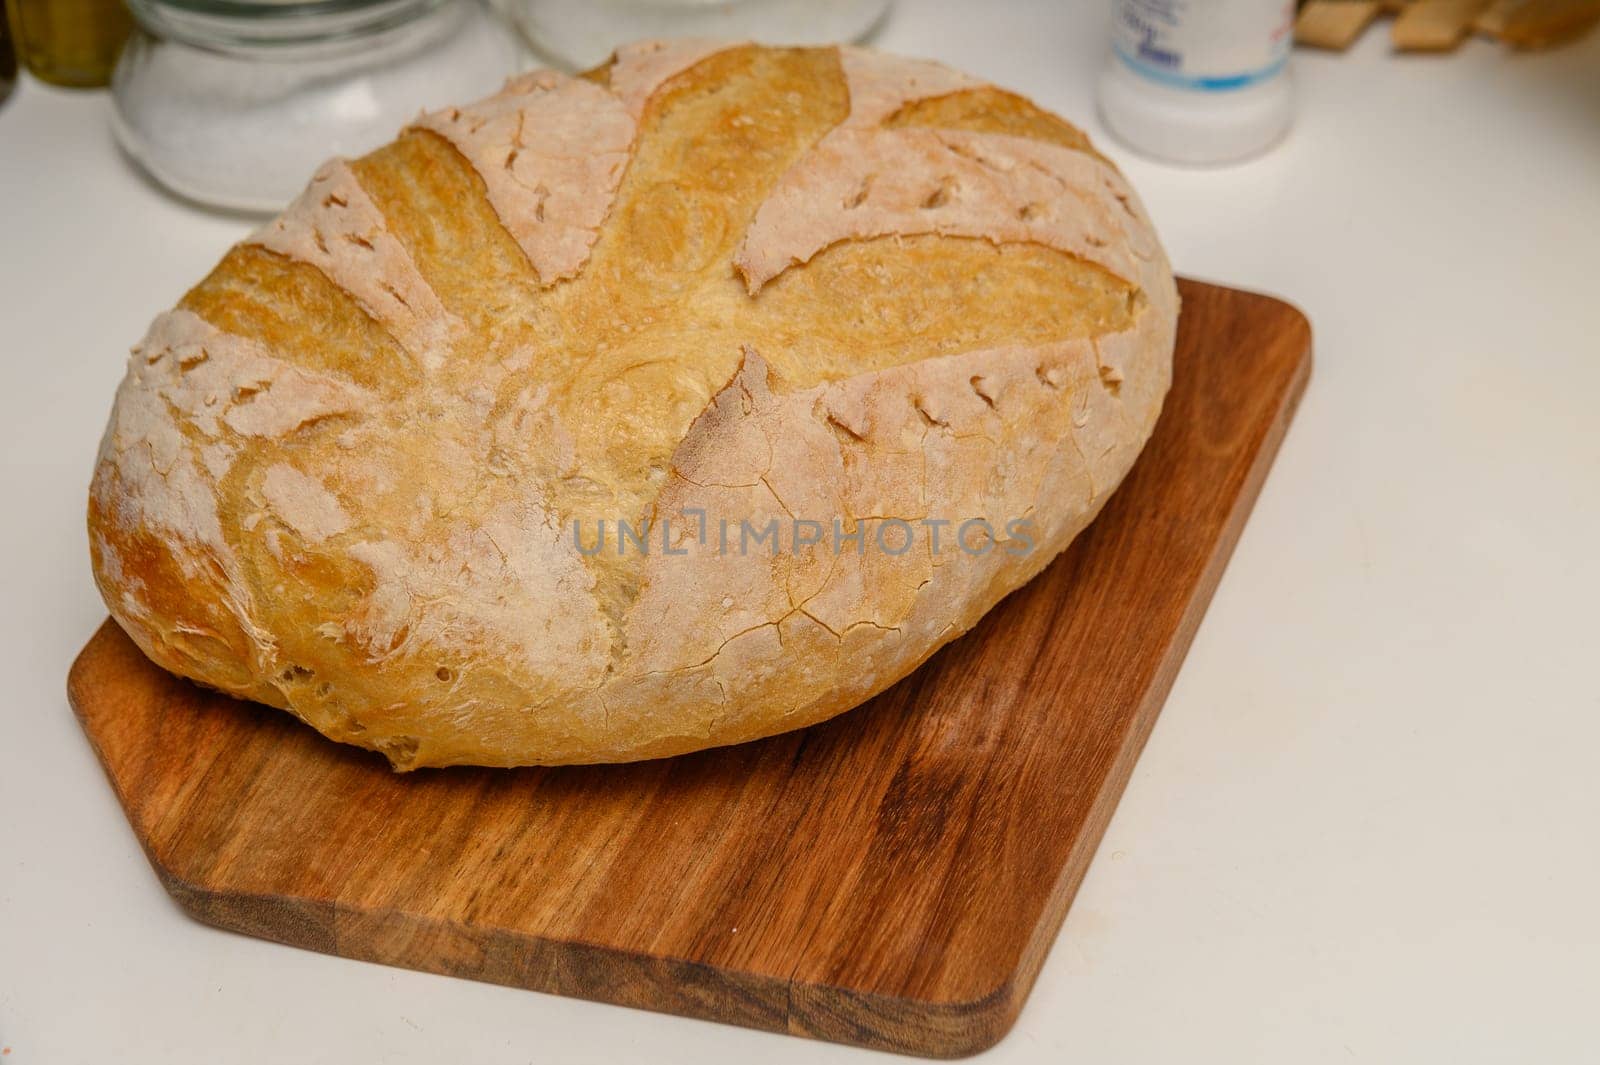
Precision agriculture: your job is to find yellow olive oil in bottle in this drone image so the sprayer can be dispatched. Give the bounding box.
[1,4,17,104]
[5,0,133,88]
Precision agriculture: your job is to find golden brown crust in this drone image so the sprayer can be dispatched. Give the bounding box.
[88,42,1178,768]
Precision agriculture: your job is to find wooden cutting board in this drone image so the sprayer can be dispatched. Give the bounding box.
[68,279,1310,1058]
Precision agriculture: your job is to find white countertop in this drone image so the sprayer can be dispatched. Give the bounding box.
[3,3,1598,1062]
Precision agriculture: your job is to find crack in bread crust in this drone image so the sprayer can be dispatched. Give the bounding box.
[89,41,1179,768]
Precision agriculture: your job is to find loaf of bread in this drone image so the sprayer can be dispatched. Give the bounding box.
[88,41,1178,768]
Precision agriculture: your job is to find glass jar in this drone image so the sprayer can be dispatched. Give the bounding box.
[112,0,527,212]
[5,0,135,87]
[506,0,893,70]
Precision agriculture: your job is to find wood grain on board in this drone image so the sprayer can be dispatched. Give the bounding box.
[69,279,1311,1057]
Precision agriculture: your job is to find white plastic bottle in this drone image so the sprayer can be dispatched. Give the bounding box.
[1099,0,1295,165]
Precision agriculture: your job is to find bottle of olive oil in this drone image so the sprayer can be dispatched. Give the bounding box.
[4,0,133,88]
[1,4,17,105]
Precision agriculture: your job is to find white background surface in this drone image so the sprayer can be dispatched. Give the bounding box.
[3,3,1598,1062]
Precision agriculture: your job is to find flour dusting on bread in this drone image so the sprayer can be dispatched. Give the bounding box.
[412,71,635,284]
[251,161,462,370]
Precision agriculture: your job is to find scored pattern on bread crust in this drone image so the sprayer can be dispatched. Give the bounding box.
[411,70,635,284]
[835,46,984,126]
[732,128,1142,293]
[90,42,1179,767]
[734,47,1149,292]
[104,309,374,466]
[619,329,1151,697]
[93,309,376,670]
[249,161,463,371]
[606,37,751,117]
